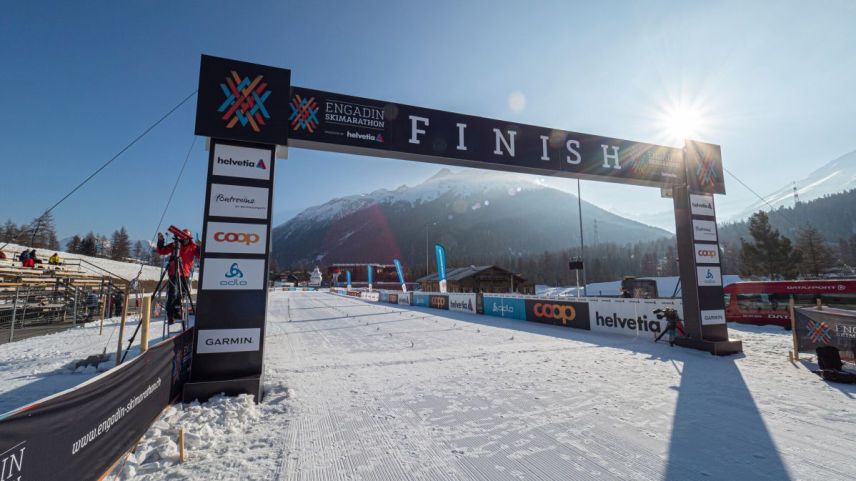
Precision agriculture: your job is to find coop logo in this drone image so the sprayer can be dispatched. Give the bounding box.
[0,442,26,481]
[214,232,260,245]
[694,243,721,264]
[429,295,448,310]
[218,71,271,132]
[346,131,385,143]
[532,302,577,324]
[595,312,662,332]
[197,328,261,353]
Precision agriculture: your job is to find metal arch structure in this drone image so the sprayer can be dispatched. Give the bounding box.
[184,54,741,403]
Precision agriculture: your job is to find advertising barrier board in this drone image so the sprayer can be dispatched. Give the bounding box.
[524,299,591,330]
[588,298,683,337]
[449,293,477,314]
[483,296,527,320]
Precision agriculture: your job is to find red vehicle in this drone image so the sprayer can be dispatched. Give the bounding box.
[724,279,856,328]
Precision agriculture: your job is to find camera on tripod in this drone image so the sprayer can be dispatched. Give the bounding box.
[653,308,678,320]
[167,225,192,242]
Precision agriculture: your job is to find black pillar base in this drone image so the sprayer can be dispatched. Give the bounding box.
[182,375,264,404]
[674,337,743,356]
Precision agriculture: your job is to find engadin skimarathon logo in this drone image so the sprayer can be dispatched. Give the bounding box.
[216,155,267,170]
[324,99,385,130]
[695,153,720,190]
[0,441,26,480]
[807,319,832,344]
[221,262,247,287]
[218,71,271,132]
[595,311,662,332]
[289,94,319,132]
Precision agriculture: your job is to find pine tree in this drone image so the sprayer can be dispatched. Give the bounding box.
[67,235,82,254]
[739,211,801,279]
[79,232,98,256]
[1,220,18,243]
[110,227,131,260]
[28,211,59,249]
[795,226,835,277]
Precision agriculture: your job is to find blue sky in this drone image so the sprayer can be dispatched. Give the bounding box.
[2,0,855,240]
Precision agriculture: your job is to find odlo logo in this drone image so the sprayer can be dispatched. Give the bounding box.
[214,232,260,245]
[0,442,25,480]
[533,303,576,324]
[492,302,513,314]
[221,262,248,286]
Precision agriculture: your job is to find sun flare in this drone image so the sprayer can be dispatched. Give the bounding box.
[656,99,711,146]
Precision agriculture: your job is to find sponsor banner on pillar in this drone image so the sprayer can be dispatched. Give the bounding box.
[201,258,266,290]
[208,183,269,219]
[524,299,591,330]
[212,143,272,180]
[197,328,261,353]
[287,86,695,190]
[685,140,726,195]
[205,221,267,254]
[694,243,720,264]
[483,296,526,320]
[689,194,715,217]
[589,298,683,337]
[398,292,411,305]
[194,54,291,146]
[692,219,718,242]
[449,293,477,314]
[700,309,727,326]
[696,265,723,287]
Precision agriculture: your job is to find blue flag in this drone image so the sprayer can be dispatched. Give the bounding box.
[367,264,373,290]
[346,270,352,288]
[435,244,447,293]
[393,258,407,292]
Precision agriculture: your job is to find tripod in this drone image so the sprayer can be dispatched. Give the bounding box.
[120,236,195,363]
[653,309,685,347]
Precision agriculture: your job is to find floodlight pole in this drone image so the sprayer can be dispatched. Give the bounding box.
[577,178,587,296]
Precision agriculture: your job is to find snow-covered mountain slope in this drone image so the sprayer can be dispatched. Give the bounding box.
[731,149,856,221]
[272,169,672,268]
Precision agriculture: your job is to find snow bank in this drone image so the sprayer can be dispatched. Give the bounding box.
[1,242,162,281]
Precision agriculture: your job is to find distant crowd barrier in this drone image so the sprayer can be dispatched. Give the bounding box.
[331,288,683,340]
[0,329,193,481]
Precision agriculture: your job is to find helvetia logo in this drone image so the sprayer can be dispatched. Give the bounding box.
[595,312,662,332]
[346,131,384,143]
[450,298,474,312]
[0,442,25,480]
[216,156,267,170]
[221,262,248,286]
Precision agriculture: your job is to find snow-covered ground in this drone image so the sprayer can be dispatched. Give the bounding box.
[1,242,162,281]
[0,315,178,414]
[4,291,855,480]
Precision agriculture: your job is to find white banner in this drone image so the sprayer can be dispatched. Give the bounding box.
[197,328,261,353]
[202,258,266,290]
[208,184,269,219]
[700,309,727,325]
[589,298,683,337]
[205,221,267,254]
[212,144,271,181]
[448,293,477,314]
[696,266,723,287]
[692,219,718,242]
[690,194,715,216]
[694,243,720,264]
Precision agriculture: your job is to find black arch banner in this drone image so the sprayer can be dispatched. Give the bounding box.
[287,86,724,194]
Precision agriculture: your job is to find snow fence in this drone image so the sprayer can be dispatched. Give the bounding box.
[330,288,683,340]
[0,329,193,481]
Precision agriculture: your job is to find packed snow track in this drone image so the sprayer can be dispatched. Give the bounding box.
[123,291,856,480]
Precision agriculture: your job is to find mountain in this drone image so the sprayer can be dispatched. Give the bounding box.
[271,169,672,270]
[731,149,856,221]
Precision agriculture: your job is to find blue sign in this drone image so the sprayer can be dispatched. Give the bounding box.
[435,244,447,281]
[483,296,526,320]
[367,264,373,286]
[346,270,352,286]
[412,293,430,307]
[393,258,406,285]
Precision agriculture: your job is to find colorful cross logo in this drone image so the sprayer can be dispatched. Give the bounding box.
[807,319,832,344]
[289,94,319,132]
[695,154,718,190]
[218,71,271,132]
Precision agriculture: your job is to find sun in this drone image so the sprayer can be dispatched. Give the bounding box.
[655,99,710,146]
